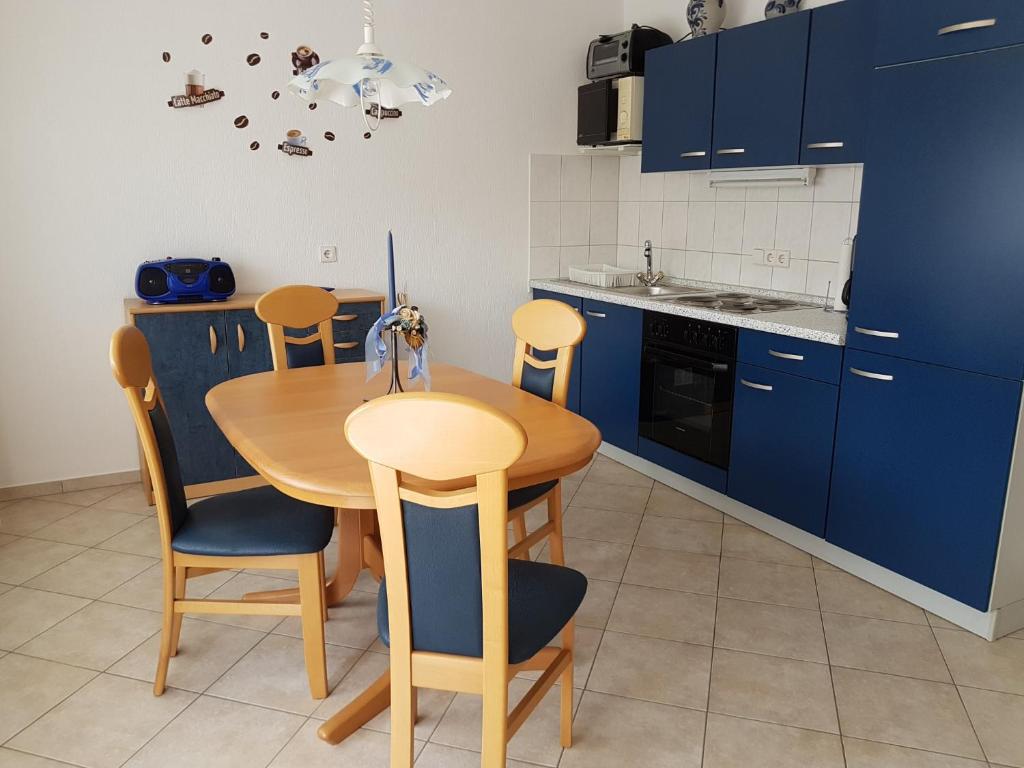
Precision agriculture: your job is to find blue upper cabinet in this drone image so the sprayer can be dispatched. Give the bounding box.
[712,12,810,168]
[729,364,839,536]
[800,0,873,165]
[531,289,583,414]
[876,0,1024,66]
[580,298,642,452]
[849,43,1024,380]
[641,35,717,173]
[827,350,1021,610]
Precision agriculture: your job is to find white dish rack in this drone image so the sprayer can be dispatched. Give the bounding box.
[567,264,637,289]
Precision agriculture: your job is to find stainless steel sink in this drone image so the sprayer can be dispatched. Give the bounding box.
[608,285,699,299]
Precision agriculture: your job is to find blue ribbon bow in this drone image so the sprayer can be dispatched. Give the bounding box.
[365,306,431,390]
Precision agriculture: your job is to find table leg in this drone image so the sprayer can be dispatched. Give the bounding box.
[243,509,371,607]
[317,669,392,744]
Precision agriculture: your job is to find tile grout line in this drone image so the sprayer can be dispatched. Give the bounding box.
[699,501,727,768]
[927,614,989,763]
[811,558,848,768]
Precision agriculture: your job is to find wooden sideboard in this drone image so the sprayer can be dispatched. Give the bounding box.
[125,289,385,500]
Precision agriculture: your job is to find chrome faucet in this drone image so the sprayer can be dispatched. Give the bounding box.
[637,240,664,287]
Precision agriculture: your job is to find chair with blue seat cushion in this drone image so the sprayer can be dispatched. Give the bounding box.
[507,299,587,563]
[110,325,332,700]
[344,392,587,768]
[255,285,340,371]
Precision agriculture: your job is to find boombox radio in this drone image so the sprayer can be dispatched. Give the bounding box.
[135,258,236,304]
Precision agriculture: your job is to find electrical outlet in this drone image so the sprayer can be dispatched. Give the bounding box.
[319,245,338,264]
[753,248,766,265]
[765,249,791,268]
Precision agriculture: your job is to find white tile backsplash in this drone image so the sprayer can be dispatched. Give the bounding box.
[529,154,863,294]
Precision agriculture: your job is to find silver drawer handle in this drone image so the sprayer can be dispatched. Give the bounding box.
[806,141,845,150]
[768,349,805,361]
[680,151,708,158]
[716,148,745,155]
[938,18,997,36]
[850,367,894,382]
[854,326,900,339]
[585,311,606,319]
[740,379,773,392]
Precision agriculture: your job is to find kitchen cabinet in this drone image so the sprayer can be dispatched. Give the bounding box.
[738,330,843,385]
[531,289,583,413]
[224,309,274,477]
[728,363,839,535]
[641,35,717,173]
[580,298,643,452]
[849,43,1024,380]
[800,0,873,166]
[712,12,810,168]
[826,350,1021,610]
[875,0,1024,66]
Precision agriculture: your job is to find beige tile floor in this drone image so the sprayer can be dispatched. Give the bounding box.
[1,458,1023,767]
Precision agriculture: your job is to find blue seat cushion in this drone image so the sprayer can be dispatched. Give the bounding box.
[171,485,334,557]
[377,559,587,664]
[508,480,557,511]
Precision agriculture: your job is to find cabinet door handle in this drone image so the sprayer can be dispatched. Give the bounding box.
[740,379,773,392]
[938,18,997,36]
[236,323,245,352]
[716,148,746,155]
[806,141,845,150]
[209,325,218,355]
[854,326,899,339]
[768,349,805,361]
[680,150,707,158]
[333,314,358,322]
[585,311,606,318]
[850,367,894,382]
[334,341,359,350]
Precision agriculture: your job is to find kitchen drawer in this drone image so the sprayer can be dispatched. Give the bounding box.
[332,301,382,342]
[876,0,1024,66]
[737,330,843,384]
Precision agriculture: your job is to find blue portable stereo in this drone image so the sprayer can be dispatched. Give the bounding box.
[134,257,236,304]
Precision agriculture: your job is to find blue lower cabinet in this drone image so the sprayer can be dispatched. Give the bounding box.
[135,310,237,486]
[579,298,642,453]
[531,289,583,414]
[224,309,273,477]
[827,350,1022,610]
[728,364,839,535]
[333,301,383,363]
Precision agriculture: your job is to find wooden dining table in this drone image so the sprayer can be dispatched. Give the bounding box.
[205,360,601,745]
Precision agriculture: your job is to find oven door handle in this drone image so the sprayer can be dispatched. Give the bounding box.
[643,344,732,374]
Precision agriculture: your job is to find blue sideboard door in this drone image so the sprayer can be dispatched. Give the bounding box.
[800,0,873,165]
[826,350,1021,610]
[134,311,237,486]
[641,35,717,173]
[849,43,1024,379]
[531,289,583,413]
[728,364,839,536]
[712,12,811,168]
[225,309,273,477]
[580,299,642,453]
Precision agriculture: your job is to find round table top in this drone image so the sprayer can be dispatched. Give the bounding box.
[206,362,602,509]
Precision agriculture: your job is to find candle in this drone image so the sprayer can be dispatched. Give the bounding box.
[386,230,397,313]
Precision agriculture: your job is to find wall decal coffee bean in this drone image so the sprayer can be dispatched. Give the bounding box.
[201,34,213,45]
[250,141,260,151]
[271,91,280,100]
[260,32,269,40]
[246,53,261,66]
[324,131,335,141]
[162,51,171,63]
[308,102,317,111]
[234,115,249,129]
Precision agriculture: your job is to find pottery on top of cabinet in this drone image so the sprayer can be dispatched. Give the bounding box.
[687,0,726,37]
[765,0,802,18]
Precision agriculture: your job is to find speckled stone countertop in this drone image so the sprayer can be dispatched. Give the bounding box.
[529,279,849,346]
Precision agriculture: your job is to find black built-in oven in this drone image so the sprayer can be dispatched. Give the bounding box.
[639,312,737,469]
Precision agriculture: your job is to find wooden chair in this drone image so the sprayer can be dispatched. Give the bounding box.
[255,285,340,370]
[507,299,587,561]
[344,392,586,768]
[110,325,332,699]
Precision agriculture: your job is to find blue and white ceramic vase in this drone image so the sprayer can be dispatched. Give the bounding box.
[687,0,726,37]
[764,0,802,18]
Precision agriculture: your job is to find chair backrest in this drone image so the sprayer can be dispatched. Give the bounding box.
[255,285,340,371]
[344,392,528,663]
[511,300,587,407]
[109,325,188,560]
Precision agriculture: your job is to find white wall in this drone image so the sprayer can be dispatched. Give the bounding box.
[0,0,621,488]
[624,0,842,40]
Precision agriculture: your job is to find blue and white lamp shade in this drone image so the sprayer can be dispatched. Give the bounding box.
[288,56,451,109]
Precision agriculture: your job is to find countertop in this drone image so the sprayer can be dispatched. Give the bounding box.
[124,288,385,316]
[530,279,848,346]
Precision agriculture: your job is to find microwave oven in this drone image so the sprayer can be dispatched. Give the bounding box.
[577,76,644,146]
